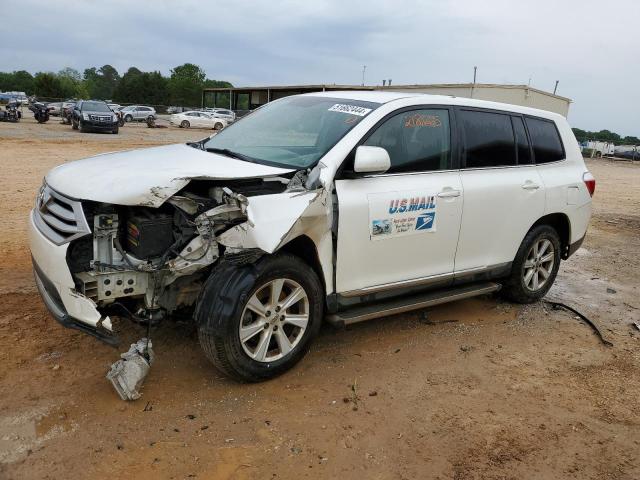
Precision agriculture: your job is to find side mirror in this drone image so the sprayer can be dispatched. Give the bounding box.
[353,146,391,174]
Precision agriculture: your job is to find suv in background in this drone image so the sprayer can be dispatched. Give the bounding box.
[29,92,593,382]
[120,105,156,122]
[71,100,119,134]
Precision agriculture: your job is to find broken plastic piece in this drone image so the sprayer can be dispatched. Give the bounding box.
[106,338,155,401]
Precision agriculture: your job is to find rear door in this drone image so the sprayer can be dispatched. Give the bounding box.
[454,108,545,274]
[335,107,464,295]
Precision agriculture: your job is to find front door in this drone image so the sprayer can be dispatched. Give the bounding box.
[335,107,463,295]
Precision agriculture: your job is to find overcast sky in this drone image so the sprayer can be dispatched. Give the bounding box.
[2,0,639,135]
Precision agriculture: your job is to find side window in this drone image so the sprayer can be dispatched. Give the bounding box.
[363,109,451,173]
[525,117,565,163]
[511,116,531,164]
[460,110,516,168]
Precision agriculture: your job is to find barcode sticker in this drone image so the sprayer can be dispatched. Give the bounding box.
[328,104,372,116]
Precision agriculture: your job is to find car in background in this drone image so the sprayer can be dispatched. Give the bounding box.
[170,111,227,130]
[71,100,119,134]
[47,102,63,116]
[167,106,194,114]
[206,108,236,123]
[120,105,156,123]
[107,103,122,112]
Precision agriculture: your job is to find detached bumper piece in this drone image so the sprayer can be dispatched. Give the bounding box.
[32,259,119,346]
[106,338,154,401]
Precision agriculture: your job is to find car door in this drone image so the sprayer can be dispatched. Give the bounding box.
[454,108,545,275]
[335,107,464,295]
[199,112,213,128]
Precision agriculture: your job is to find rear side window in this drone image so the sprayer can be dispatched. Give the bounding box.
[525,117,565,163]
[460,110,516,168]
[363,109,451,173]
[511,116,531,164]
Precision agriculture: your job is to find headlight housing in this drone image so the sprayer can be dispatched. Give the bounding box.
[82,113,90,120]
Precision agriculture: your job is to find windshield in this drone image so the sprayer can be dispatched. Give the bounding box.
[82,101,111,113]
[203,96,379,169]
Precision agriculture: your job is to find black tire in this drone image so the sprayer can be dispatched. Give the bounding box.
[124,114,133,123]
[181,120,190,128]
[72,119,78,130]
[112,126,119,134]
[214,122,223,130]
[501,225,561,304]
[118,118,124,127]
[196,254,324,382]
[78,120,86,133]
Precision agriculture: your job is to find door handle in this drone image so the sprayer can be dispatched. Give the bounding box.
[521,181,540,190]
[437,189,461,198]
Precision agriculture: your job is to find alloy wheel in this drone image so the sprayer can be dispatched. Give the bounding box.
[239,278,309,362]
[523,239,555,291]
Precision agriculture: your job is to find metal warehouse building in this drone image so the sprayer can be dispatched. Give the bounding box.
[202,83,571,117]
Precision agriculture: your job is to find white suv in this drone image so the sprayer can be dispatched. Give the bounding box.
[29,92,593,381]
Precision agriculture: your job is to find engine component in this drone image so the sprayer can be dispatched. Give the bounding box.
[106,338,154,401]
[93,214,121,269]
[75,270,149,303]
[126,212,174,259]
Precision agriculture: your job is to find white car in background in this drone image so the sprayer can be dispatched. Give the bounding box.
[204,108,236,123]
[170,111,227,130]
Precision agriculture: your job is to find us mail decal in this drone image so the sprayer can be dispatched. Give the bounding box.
[368,191,437,240]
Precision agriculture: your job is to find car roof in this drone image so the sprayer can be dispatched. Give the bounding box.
[305,90,563,121]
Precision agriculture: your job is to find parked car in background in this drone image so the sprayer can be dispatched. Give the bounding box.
[170,110,227,130]
[167,106,194,114]
[71,100,119,134]
[29,92,593,382]
[107,103,122,112]
[120,105,156,122]
[207,108,236,123]
[46,102,63,116]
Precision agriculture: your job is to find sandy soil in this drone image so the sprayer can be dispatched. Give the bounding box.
[0,117,639,480]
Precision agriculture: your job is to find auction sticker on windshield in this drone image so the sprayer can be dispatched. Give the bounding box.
[368,191,437,240]
[328,104,372,116]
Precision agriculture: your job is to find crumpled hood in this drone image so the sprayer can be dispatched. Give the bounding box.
[45,143,295,207]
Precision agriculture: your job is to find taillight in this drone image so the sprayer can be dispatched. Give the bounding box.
[583,171,596,197]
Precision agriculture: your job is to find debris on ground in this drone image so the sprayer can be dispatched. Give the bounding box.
[106,338,154,401]
[546,301,613,347]
[606,288,617,294]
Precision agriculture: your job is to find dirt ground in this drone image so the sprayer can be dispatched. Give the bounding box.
[1,116,639,480]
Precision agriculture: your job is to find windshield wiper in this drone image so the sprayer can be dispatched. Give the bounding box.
[205,147,257,163]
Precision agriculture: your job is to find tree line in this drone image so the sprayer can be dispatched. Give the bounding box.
[0,63,232,107]
[572,128,639,146]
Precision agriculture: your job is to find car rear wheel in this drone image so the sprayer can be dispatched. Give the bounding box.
[112,126,119,134]
[181,120,190,128]
[501,225,561,304]
[197,254,323,382]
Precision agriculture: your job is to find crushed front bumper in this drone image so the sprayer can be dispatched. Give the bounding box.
[29,210,118,345]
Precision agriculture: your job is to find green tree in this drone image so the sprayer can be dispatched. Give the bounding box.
[33,72,65,98]
[84,65,120,100]
[169,63,206,106]
[57,67,83,98]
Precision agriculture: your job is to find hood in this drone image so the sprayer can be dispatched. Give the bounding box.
[46,143,295,207]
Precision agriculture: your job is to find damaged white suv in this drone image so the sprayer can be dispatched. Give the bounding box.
[29,92,594,381]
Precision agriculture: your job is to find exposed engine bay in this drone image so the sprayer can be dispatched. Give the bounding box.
[66,176,300,326]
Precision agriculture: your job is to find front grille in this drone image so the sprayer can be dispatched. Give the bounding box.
[89,115,112,123]
[33,184,91,245]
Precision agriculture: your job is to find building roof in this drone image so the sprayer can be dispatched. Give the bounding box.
[203,83,571,103]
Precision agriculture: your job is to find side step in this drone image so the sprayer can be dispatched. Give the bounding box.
[326,282,501,327]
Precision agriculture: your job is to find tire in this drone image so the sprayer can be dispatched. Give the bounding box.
[501,225,561,304]
[72,119,78,130]
[118,118,124,127]
[214,122,223,131]
[181,120,190,128]
[112,126,119,134]
[78,120,86,133]
[124,114,133,123]
[196,254,324,382]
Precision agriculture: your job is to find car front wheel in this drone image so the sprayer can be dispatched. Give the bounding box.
[180,120,190,128]
[196,254,323,382]
[501,225,561,304]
